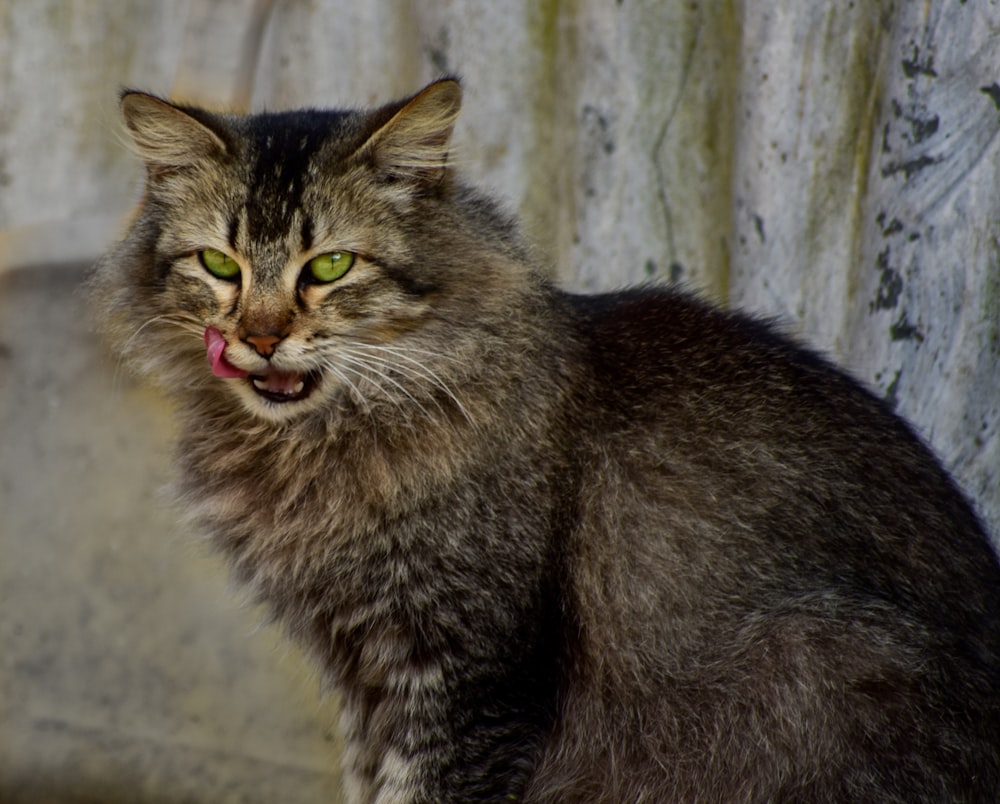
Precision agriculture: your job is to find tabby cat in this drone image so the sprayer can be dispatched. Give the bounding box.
[90,78,1000,802]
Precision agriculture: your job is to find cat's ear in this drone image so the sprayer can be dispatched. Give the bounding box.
[359,79,462,186]
[120,92,227,173]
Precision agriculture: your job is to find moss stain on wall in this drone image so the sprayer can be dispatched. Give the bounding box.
[521,0,578,272]
[985,238,1000,357]
[699,0,740,301]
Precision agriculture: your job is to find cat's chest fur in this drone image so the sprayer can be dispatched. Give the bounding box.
[174,394,568,659]
[175,400,573,799]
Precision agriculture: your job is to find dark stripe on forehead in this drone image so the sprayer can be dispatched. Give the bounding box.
[227,213,240,250]
[300,215,313,252]
[242,111,351,244]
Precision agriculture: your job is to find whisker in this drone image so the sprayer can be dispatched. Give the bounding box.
[112,312,203,396]
[351,350,457,418]
[359,342,465,366]
[318,358,373,416]
[332,350,440,423]
[340,351,442,421]
[320,357,411,437]
[350,343,475,426]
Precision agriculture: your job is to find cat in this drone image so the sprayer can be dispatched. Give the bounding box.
[89,77,1000,802]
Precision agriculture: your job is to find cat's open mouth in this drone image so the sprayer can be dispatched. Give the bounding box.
[204,327,318,405]
[248,369,318,403]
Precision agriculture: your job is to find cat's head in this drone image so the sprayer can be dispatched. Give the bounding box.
[93,79,535,426]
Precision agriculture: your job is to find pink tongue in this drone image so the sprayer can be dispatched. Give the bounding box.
[203,327,250,379]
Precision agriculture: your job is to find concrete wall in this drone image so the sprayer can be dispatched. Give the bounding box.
[2,0,995,536]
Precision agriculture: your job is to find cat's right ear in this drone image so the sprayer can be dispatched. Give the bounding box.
[120,92,227,175]
[358,79,462,187]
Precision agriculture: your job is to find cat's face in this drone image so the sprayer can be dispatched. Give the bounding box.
[148,148,440,423]
[102,80,510,425]
[157,218,433,422]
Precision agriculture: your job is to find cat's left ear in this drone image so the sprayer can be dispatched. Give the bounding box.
[120,91,228,174]
[359,79,462,186]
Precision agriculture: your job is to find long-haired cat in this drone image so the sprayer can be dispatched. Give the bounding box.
[90,78,1000,802]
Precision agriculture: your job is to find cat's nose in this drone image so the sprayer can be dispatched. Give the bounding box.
[244,333,283,358]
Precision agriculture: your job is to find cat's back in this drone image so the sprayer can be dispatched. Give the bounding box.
[562,284,1000,642]
[533,285,1000,802]
[564,285,995,585]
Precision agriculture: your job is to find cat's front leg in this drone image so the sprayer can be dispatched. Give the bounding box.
[337,644,545,803]
[338,659,454,804]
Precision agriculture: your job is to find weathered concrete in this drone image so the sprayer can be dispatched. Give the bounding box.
[1,2,997,801]
[0,264,342,802]
[732,2,1000,535]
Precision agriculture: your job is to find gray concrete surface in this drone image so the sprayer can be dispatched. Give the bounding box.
[1,264,342,803]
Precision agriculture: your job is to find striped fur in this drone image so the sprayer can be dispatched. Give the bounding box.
[90,79,1000,802]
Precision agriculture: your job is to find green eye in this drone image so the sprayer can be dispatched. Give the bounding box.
[199,248,241,280]
[305,251,355,284]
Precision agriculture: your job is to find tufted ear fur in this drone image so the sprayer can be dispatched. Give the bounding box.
[120,91,227,174]
[357,78,462,186]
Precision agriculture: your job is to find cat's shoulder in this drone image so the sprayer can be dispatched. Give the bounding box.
[560,283,834,386]
[552,281,916,461]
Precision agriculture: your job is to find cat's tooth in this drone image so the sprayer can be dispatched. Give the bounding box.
[292,380,305,395]
[253,378,268,392]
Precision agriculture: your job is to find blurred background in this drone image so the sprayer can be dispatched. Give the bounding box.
[2,1,998,802]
